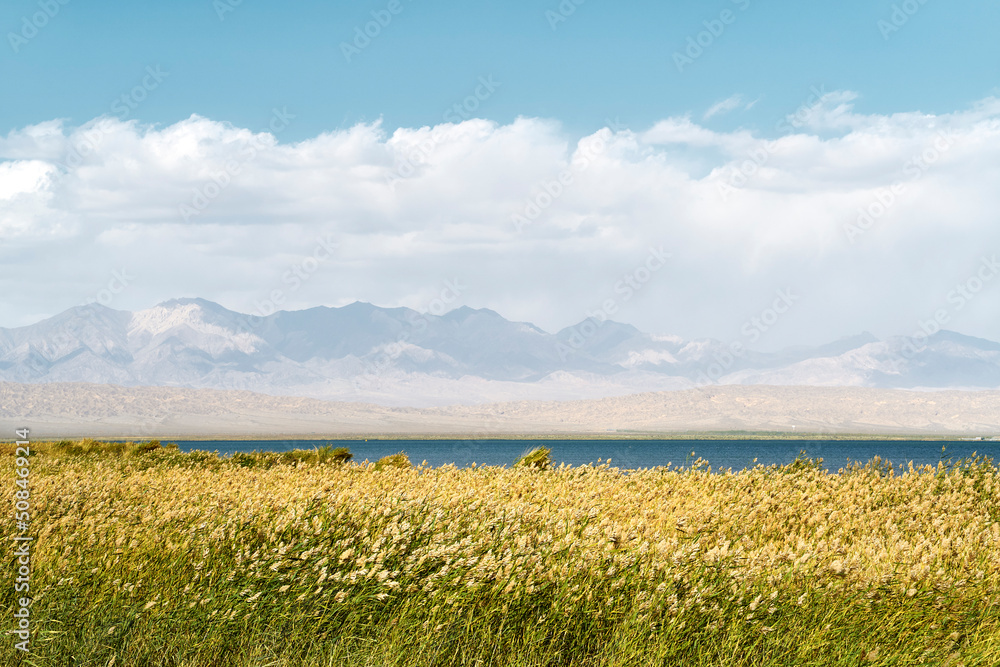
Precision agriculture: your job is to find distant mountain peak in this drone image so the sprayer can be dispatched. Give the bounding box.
[145,298,244,323]
[929,329,1000,351]
[439,305,517,325]
[1,299,998,403]
[155,297,220,309]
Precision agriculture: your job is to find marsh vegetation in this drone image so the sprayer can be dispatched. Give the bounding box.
[2,439,997,665]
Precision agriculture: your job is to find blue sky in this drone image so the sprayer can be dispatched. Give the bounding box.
[2,0,1000,351]
[3,0,997,140]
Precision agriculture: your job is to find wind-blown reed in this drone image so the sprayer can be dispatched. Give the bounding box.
[3,440,997,666]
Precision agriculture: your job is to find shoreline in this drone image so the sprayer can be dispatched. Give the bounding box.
[7,432,999,443]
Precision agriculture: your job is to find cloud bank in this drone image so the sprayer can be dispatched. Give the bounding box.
[2,91,999,350]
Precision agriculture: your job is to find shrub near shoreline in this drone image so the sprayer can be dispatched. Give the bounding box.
[2,440,998,666]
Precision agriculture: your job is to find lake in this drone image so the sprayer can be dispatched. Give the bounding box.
[171,438,999,471]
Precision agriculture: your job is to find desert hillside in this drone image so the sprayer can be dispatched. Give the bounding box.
[2,382,999,438]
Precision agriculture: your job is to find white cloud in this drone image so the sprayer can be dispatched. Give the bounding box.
[0,160,54,201]
[702,94,762,120]
[2,93,1000,350]
[703,94,747,120]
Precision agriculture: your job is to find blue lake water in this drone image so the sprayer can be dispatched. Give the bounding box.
[170,439,1000,472]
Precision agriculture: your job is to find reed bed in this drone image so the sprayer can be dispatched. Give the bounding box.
[2,439,998,666]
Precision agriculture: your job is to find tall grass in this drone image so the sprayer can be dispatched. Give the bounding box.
[2,440,998,666]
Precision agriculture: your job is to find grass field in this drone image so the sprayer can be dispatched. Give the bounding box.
[3,439,998,666]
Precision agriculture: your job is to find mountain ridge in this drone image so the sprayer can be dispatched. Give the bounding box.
[2,299,998,406]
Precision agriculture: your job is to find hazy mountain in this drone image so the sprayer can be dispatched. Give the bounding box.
[1,298,998,405]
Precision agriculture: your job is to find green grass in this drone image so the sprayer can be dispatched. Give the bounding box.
[515,446,553,469]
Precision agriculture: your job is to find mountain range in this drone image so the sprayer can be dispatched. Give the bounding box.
[1,298,999,406]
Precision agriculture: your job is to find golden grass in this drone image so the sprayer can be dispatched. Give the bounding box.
[3,440,998,666]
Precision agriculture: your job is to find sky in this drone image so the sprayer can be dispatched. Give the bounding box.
[2,0,999,351]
